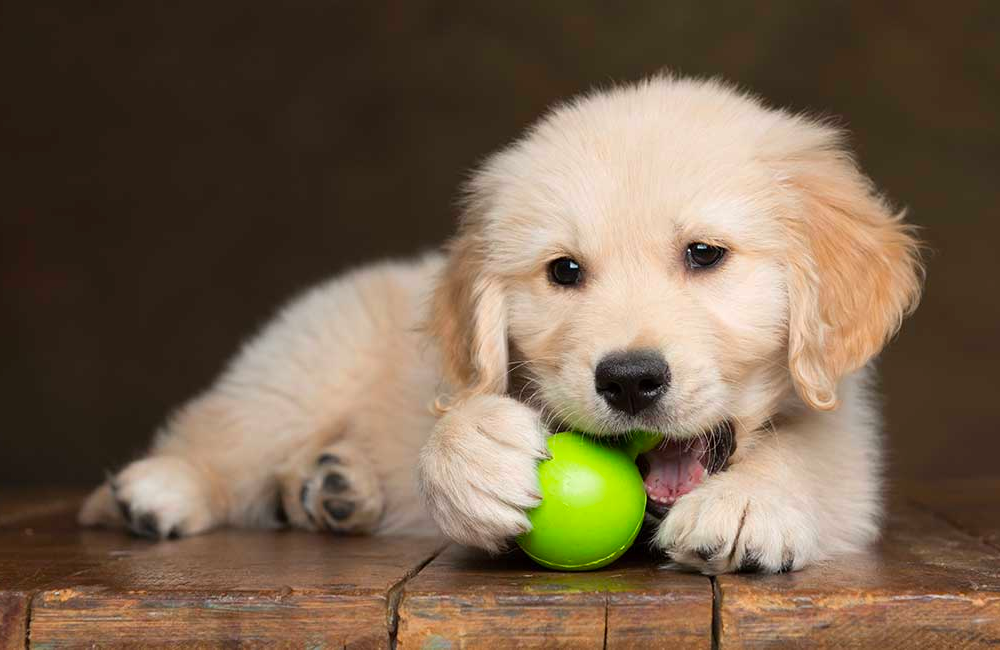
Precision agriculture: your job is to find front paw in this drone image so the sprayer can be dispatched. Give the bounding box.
[654,473,819,574]
[418,395,549,553]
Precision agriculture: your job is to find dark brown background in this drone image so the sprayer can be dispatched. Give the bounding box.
[2,2,998,486]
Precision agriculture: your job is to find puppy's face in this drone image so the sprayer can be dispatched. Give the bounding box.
[497,148,790,442]
[431,78,921,505]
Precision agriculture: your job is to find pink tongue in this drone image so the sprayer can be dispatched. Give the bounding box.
[642,440,706,506]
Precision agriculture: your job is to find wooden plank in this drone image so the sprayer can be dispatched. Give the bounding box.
[0,492,85,650]
[716,504,1000,648]
[396,542,713,648]
[32,589,387,648]
[904,476,1000,548]
[0,592,28,650]
[0,496,443,648]
[28,532,444,648]
[4,483,999,647]
[0,513,155,593]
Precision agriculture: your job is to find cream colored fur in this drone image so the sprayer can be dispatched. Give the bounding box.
[80,76,921,574]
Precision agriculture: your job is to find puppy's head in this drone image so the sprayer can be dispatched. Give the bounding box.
[430,76,921,466]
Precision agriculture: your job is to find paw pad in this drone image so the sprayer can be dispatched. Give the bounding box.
[288,447,383,534]
[736,552,763,574]
[322,472,350,493]
[111,481,175,540]
[322,498,355,521]
[696,544,722,562]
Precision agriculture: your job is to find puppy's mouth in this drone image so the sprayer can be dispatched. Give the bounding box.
[637,421,735,519]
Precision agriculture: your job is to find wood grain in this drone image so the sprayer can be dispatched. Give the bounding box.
[396,541,713,648]
[28,533,444,648]
[0,492,444,648]
[716,504,1000,648]
[0,592,28,650]
[904,476,1000,549]
[4,484,1000,647]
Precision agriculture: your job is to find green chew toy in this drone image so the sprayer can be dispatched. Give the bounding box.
[516,430,663,571]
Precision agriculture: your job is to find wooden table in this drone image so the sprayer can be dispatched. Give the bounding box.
[1,480,997,648]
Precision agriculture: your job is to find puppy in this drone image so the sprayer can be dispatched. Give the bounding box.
[80,75,922,574]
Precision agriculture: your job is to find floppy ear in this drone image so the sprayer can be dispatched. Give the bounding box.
[428,226,509,405]
[781,133,923,410]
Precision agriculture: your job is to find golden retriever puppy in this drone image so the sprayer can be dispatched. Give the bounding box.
[80,75,922,574]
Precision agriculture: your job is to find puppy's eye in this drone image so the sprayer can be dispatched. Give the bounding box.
[549,257,583,286]
[686,243,726,269]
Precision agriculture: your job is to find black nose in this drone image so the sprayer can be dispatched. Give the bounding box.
[594,349,670,415]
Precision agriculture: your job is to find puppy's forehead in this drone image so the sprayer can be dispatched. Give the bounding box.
[479,83,788,265]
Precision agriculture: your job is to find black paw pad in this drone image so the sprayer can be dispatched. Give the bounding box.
[323,498,355,521]
[696,545,721,562]
[132,513,161,539]
[299,485,318,526]
[116,498,132,523]
[736,553,763,574]
[275,500,289,526]
[322,471,349,493]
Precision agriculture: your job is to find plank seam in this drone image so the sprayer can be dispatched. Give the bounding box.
[386,541,449,649]
[710,576,721,650]
[602,591,609,650]
[23,591,34,650]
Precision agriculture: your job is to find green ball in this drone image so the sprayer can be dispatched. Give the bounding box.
[516,431,659,571]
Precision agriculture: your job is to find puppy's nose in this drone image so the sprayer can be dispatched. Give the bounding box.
[594,349,670,415]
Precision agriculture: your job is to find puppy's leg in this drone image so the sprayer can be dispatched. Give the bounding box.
[654,393,882,574]
[277,433,385,534]
[78,395,276,538]
[80,259,445,539]
[418,394,549,553]
[79,455,225,539]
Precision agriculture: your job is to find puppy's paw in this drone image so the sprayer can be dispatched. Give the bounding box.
[418,395,548,553]
[279,441,384,534]
[80,456,218,539]
[654,472,820,574]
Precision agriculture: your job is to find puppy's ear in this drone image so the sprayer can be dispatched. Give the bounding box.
[429,226,509,404]
[780,128,922,410]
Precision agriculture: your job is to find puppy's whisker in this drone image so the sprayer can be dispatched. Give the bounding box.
[514,376,543,402]
[504,355,561,377]
[542,402,581,434]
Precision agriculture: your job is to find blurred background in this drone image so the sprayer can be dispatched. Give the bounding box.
[2,2,998,486]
